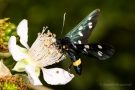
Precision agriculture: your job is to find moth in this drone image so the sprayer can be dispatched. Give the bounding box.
[56,9,114,75]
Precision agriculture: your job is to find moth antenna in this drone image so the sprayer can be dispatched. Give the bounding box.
[60,12,66,36]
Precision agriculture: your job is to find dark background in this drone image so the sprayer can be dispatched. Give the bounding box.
[0,0,135,90]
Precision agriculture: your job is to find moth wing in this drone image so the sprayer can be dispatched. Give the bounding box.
[65,9,100,44]
[76,44,114,60]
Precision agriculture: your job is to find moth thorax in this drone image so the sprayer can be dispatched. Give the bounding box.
[28,29,65,67]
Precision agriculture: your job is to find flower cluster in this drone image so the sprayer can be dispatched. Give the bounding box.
[0,18,16,53]
[8,19,74,85]
[0,60,27,90]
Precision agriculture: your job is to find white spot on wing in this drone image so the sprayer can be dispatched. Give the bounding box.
[98,51,103,56]
[72,44,77,49]
[78,31,83,36]
[97,45,102,49]
[78,40,82,44]
[88,22,92,29]
[88,22,92,25]
[79,26,83,30]
[83,48,87,52]
[89,25,92,29]
[84,45,89,49]
[88,17,92,20]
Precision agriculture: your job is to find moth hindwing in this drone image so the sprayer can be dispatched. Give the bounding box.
[75,44,114,60]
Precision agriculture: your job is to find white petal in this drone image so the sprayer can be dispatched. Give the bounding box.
[8,36,28,61]
[17,19,29,49]
[25,65,42,85]
[0,60,12,77]
[42,68,74,85]
[12,59,29,72]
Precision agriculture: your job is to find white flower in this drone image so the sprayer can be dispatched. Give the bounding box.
[8,19,74,85]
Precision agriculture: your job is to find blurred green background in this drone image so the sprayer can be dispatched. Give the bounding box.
[0,0,135,90]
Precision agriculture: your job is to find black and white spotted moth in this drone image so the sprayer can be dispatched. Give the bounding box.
[57,9,114,75]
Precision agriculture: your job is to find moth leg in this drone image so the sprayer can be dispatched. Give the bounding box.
[67,62,73,72]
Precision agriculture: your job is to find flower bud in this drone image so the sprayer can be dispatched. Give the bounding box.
[0,18,17,58]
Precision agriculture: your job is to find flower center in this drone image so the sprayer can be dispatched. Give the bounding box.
[28,29,65,67]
